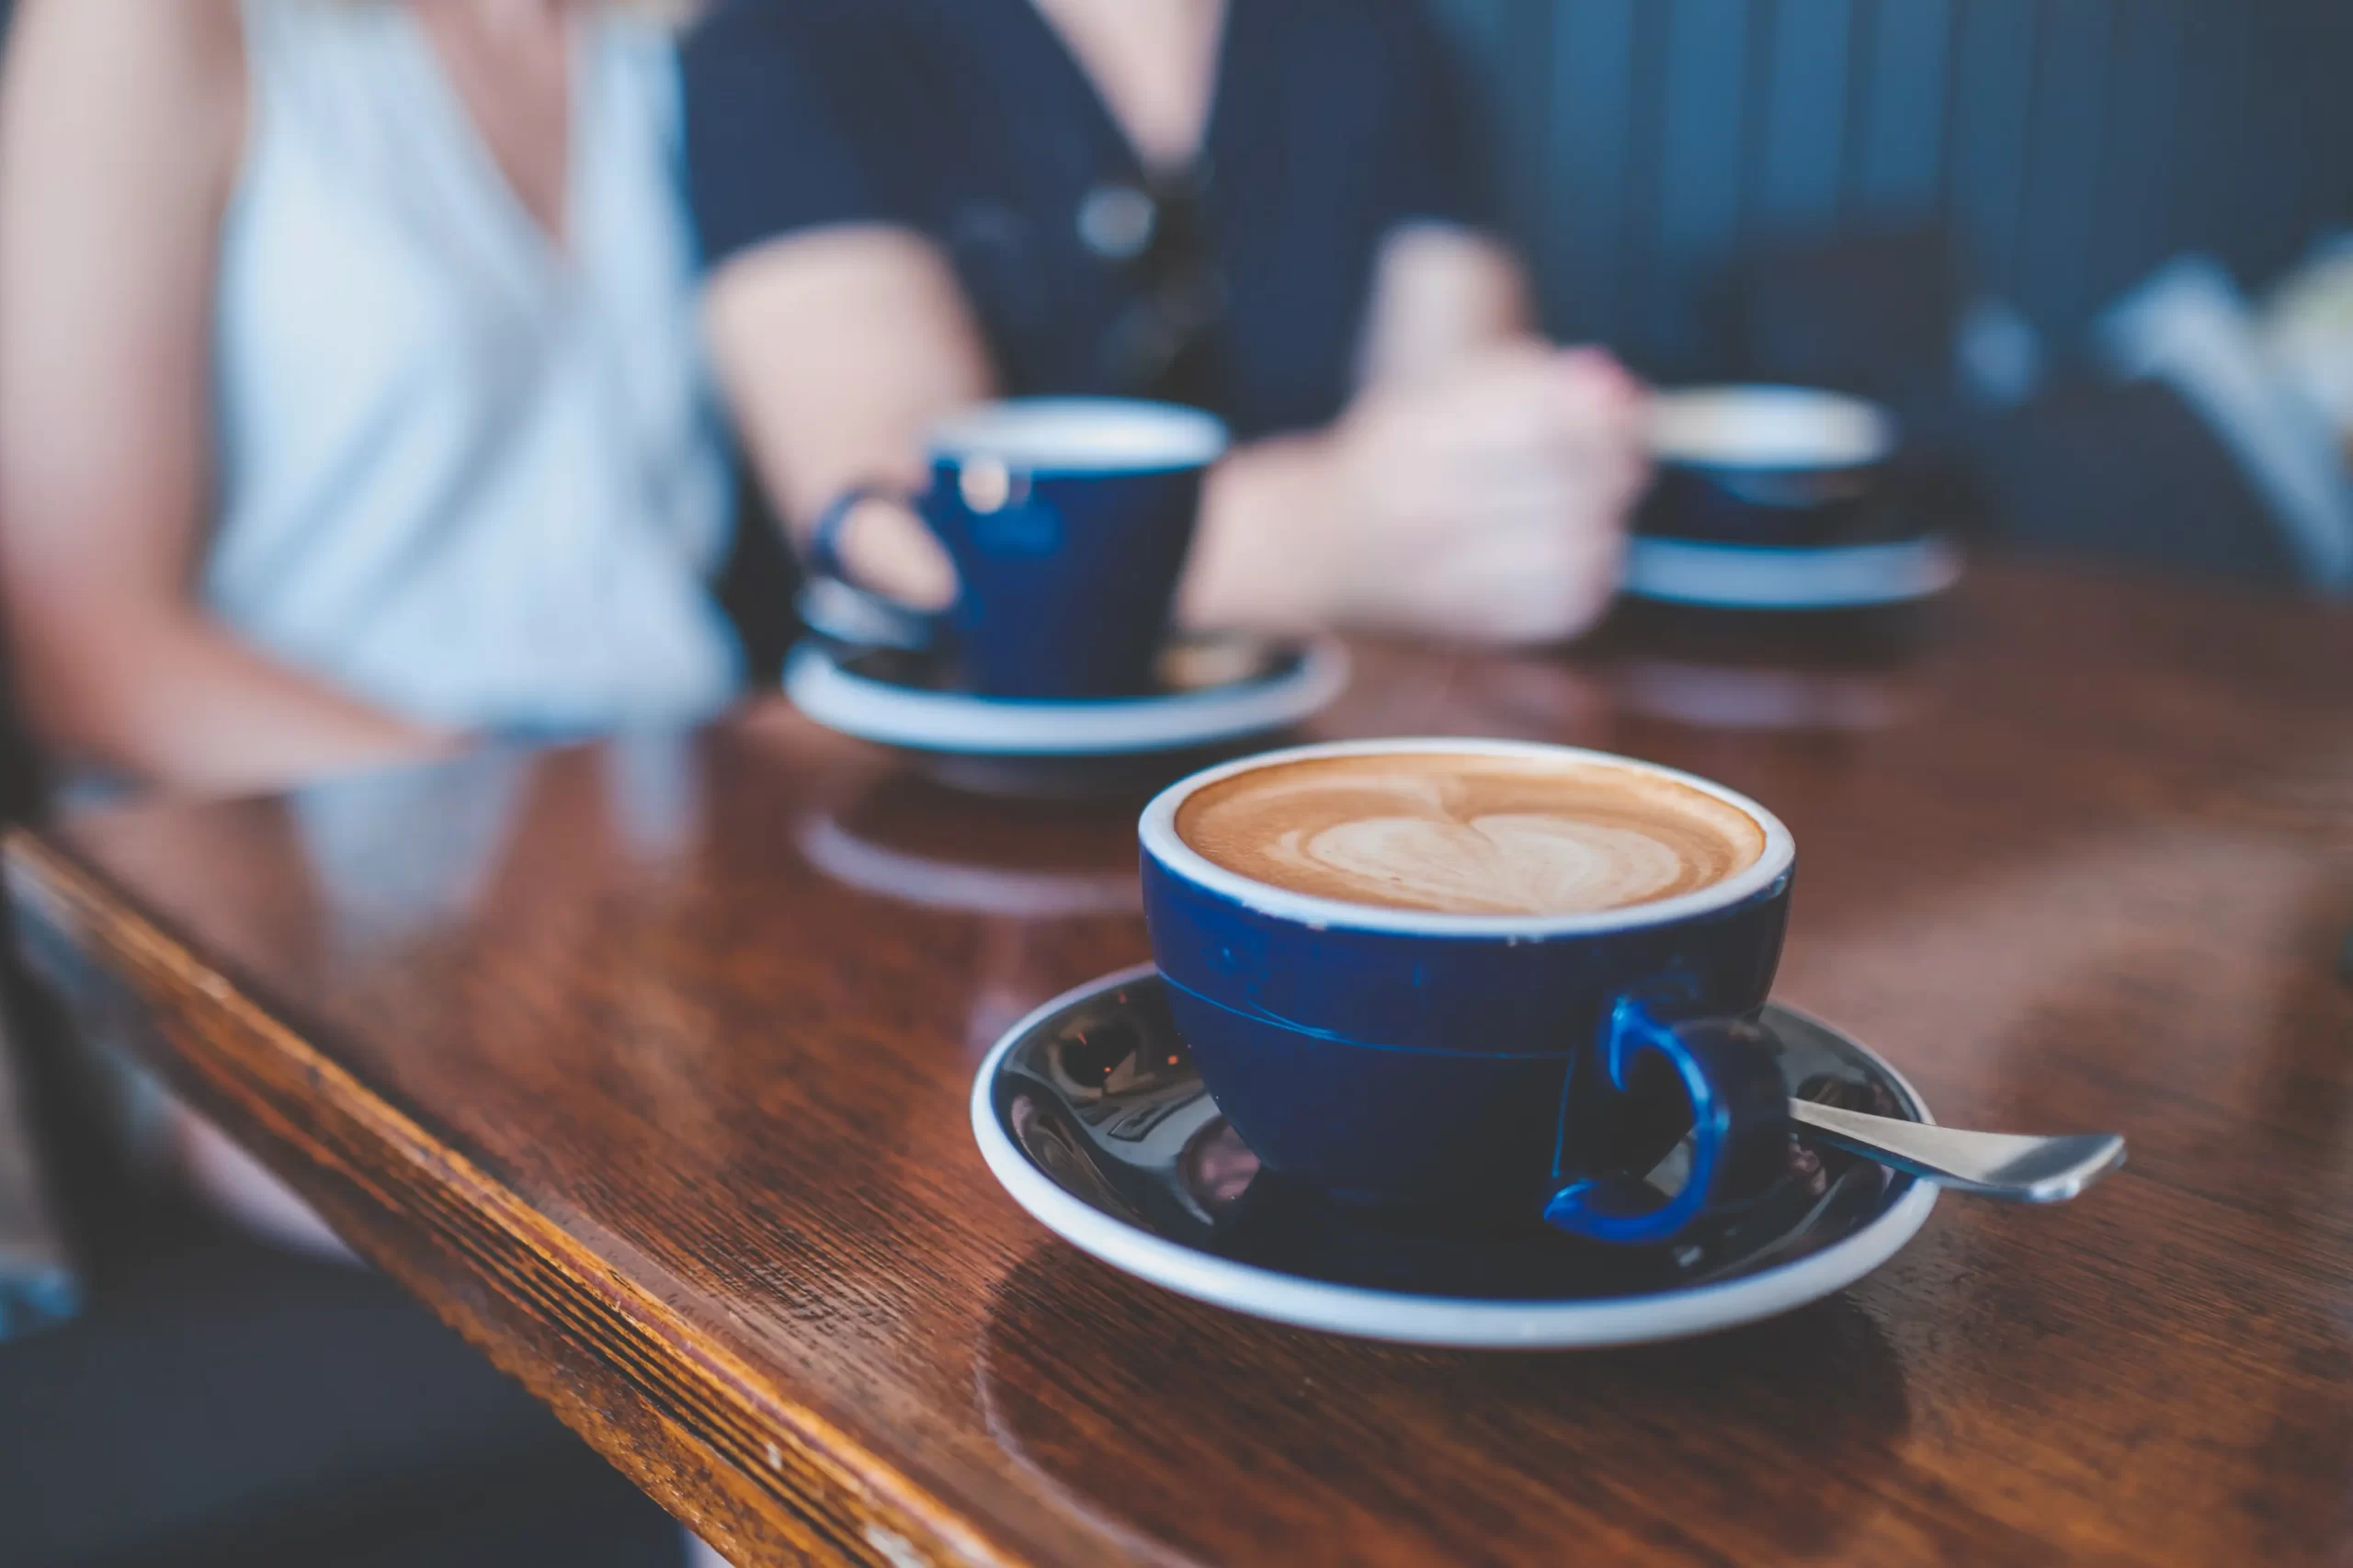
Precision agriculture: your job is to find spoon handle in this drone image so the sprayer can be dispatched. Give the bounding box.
[1789,1100,2126,1203]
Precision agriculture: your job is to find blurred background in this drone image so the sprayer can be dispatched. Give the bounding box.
[1427,0,2353,587]
[0,2,2347,1566]
[1446,0,2344,376]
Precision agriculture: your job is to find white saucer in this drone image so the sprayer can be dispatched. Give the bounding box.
[1625,536,1963,609]
[784,635,1348,756]
[972,965,1939,1350]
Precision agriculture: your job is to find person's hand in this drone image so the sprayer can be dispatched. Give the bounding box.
[826,496,959,611]
[1313,343,1648,643]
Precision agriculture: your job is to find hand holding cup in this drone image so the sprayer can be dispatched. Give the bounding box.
[1321,344,1650,643]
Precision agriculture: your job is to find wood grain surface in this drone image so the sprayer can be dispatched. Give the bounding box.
[9,558,2352,1568]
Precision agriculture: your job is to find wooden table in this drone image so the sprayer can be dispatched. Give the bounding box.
[10,559,2352,1568]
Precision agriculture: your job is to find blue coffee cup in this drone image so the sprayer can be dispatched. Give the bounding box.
[1629,385,1960,608]
[1139,738,1798,1245]
[806,399,1229,699]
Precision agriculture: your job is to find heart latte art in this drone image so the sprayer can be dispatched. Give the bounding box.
[1176,754,1766,916]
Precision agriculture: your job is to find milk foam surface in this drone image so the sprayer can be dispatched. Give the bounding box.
[1175,755,1766,916]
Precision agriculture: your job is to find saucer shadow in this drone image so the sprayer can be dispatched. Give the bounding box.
[977,1244,1913,1567]
[800,771,1152,1056]
[822,771,1144,903]
[915,734,1302,803]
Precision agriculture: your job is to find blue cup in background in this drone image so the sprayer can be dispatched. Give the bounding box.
[1139,738,1798,1245]
[1629,385,1961,609]
[806,398,1228,699]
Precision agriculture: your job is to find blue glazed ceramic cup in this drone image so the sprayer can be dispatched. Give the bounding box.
[806,399,1228,699]
[1140,738,1799,1245]
[1629,385,1959,608]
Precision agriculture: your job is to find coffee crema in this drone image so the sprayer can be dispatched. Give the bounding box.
[1174,754,1766,917]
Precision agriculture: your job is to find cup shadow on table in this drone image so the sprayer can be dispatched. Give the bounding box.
[797,769,1150,1056]
[911,741,1270,804]
[802,771,1145,915]
[975,1245,1912,1567]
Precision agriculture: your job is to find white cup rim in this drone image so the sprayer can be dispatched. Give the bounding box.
[927,397,1230,474]
[1139,737,1796,938]
[1648,384,1895,472]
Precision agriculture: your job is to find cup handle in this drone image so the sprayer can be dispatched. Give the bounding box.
[1541,997,1790,1245]
[801,484,948,652]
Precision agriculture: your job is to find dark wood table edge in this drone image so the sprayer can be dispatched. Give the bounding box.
[3,826,1026,1568]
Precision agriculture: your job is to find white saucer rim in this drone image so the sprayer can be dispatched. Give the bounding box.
[784,637,1349,756]
[971,963,1939,1349]
[1623,535,1963,608]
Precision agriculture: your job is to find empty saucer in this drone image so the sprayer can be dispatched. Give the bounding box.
[784,632,1348,757]
[971,965,1938,1348]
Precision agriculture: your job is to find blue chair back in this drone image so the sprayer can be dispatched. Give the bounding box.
[1435,0,2353,377]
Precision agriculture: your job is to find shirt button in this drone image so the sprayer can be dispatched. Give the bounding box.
[1077,184,1156,261]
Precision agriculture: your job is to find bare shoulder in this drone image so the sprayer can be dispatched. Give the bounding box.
[9,0,244,75]
[2,0,245,176]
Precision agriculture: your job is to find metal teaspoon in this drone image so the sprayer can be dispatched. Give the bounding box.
[1788,1100,2126,1202]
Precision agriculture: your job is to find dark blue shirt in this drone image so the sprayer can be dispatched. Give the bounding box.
[682,0,1497,440]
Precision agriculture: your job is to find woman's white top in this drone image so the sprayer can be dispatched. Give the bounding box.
[210,1,740,733]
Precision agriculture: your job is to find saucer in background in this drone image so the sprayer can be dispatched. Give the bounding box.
[1631,385,1961,611]
[972,966,1938,1349]
[784,632,1347,758]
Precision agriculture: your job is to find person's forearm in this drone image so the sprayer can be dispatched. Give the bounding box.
[1176,429,1351,633]
[1176,335,1645,647]
[29,612,452,797]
